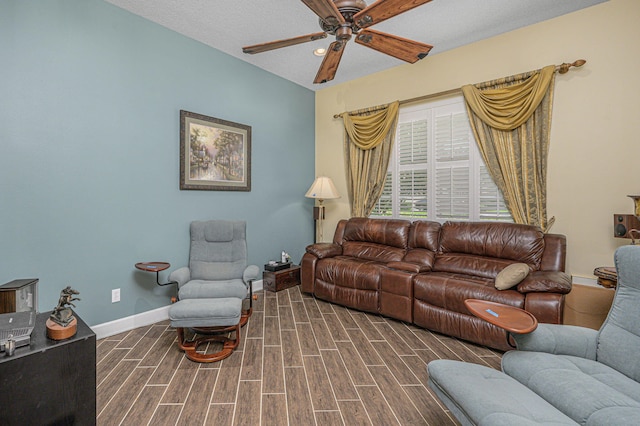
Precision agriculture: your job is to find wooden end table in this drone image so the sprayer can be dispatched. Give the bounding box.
[594,266,617,288]
[263,265,301,292]
[465,299,538,348]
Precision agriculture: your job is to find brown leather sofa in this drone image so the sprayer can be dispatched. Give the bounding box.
[301,217,572,351]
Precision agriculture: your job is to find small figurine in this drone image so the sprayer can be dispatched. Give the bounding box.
[50,286,81,327]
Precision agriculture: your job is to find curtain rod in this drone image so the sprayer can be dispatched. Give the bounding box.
[333,59,586,119]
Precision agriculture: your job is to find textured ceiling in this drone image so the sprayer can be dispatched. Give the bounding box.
[104,0,606,91]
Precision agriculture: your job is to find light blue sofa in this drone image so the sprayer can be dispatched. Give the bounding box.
[428,245,640,425]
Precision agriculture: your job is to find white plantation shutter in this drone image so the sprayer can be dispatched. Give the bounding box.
[371,171,393,217]
[369,96,512,223]
[398,120,428,165]
[435,113,469,162]
[479,165,512,220]
[436,166,469,219]
[434,111,471,220]
[399,169,428,218]
[397,118,428,218]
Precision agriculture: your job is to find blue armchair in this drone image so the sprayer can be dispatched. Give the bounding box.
[427,245,640,424]
[169,220,259,325]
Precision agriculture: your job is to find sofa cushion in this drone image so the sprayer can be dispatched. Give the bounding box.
[402,248,436,270]
[434,253,517,280]
[414,272,525,315]
[315,256,384,291]
[313,255,384,314]
[342,241,405,262]
[408,220,441,251]
[516,271,572,294]
[502,351,640,425]
[414,298,518,351]
[387,261,430,274]
[342,217,410,249]
[435,222,546,276]
[495,263,530,290]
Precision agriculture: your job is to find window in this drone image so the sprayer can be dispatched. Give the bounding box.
[371,96,511,222]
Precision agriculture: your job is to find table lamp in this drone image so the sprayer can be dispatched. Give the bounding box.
[305,176,340,242]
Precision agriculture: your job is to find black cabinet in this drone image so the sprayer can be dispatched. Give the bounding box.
[0,311,96,425]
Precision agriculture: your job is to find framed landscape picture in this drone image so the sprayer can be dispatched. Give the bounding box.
[179,110,251,191]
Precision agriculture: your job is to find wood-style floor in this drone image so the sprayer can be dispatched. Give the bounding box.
[96,286,503,425]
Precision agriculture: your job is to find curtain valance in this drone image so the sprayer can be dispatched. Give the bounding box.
[342,101,400,150]
[342,101,399,217]
[462,65,555,131]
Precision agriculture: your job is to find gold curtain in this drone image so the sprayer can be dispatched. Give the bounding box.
[462,65,556,230]
[341,101,399,217]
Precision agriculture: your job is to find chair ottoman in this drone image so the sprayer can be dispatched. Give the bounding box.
[427,360,577,425]
[169,297,242,363]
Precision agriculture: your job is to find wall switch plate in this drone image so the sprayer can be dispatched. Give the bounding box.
[112,288,120,303]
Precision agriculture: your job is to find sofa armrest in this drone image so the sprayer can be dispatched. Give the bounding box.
[516,271,572,294]
[301,252,317,294]
[386,261,430,274]
[168,266,190,288]
[512,323,598,359]
[305,243,342,259]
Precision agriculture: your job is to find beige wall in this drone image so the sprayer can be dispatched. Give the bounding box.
[314,0,640,279]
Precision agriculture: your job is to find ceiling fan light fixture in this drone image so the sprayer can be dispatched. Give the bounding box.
[243,0,435,84]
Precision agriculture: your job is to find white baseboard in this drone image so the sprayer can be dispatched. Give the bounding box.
[91,279,263,340]
[571,275,598,287]
[91,305,171,340]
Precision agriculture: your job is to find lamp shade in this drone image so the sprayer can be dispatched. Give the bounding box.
[305,176,340,200]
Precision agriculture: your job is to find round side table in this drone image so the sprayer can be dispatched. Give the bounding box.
[465,299,538,348]
[135,262,178,287]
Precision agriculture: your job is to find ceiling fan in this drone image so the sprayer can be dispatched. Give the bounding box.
[242,0,434,84]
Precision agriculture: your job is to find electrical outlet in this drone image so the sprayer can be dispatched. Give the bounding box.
[112,288,120,303]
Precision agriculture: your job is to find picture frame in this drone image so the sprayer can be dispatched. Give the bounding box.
[179,110,251,191]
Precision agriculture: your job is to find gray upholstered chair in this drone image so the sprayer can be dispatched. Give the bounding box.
[501,244,640,423]
[427,245,640,424]
[169,220,259,326]
[167,220,259,362]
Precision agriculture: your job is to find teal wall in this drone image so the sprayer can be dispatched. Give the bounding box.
[0,0,316,325]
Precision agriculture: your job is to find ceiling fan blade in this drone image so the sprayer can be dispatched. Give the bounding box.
[243,32,328,54]
[354,0,433,28]
[355,29,432,63]
[314,41,346,84]
[301,0,346,26]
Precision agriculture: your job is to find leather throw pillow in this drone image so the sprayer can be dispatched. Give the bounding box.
[495,263,530,290]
